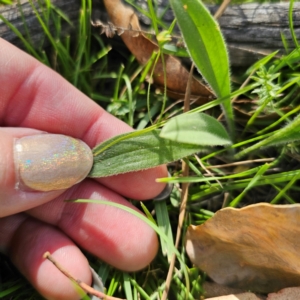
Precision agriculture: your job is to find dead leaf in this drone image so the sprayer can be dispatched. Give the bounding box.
[267,287,300,299]
[185,203,300,294]
[203,282,266,299]
[100,0,214,103]
[206,293,262,300]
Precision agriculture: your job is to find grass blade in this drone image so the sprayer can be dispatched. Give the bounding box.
[229,163,271,207]
[289,0,299,48]
[155,201,174,261]
[235,114,300,159]
[123,273,133,300]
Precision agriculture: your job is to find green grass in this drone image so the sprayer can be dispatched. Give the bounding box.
[1,0,300,299]
[0,0,13,5]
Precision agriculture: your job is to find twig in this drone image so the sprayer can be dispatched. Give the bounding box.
[43,252,124,300]
[161,64,194,300]
[205,157,275,170]
[194,154,223,188]
[214,0,231,20]
[222,192,231,208]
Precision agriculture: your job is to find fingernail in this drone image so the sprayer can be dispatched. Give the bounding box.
[14,134,93,192]
[153,173,173,201]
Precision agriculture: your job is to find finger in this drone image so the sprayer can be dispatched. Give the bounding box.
[0,38,167,199]
[0,214,92,300]
[27,179,159,271]
[0,128,93,217]
[98,167,169,200]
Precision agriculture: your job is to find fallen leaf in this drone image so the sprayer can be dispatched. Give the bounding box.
[267,287,300,299]
[206,293,262,300]
[99,0,214,103]
[203,282,264,299]
[185,203,300,293]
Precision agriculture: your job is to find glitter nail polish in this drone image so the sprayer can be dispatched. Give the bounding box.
[14,134,93,192]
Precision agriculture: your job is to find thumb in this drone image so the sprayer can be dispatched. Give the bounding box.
[0,128,93,217]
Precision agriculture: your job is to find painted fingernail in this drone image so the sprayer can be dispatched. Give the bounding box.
[14,134,93,192]
[153,173,173,201]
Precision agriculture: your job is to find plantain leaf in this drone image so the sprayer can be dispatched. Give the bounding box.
[160,113,231,146]
[89,129,205,177]
[169,0,234,135]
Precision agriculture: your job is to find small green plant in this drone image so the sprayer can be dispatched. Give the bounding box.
[252,66,281,109]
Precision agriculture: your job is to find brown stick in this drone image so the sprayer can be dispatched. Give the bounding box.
[206,157,275,170]
[161,64,194,300]
[214,0,231,20]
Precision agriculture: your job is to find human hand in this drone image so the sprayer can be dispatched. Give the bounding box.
[0,38,168,299]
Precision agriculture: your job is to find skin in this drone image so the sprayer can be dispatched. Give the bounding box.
[0,38,168,300]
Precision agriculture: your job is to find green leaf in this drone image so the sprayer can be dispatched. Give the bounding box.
[289,0,299,48]
[123,273,133,300]
[0,0,13,4]
[89,130,204,177]
[140,202,157,224]
[160,113,231,146]
[169,0,233,134]
[162,44,190,57]
[169,0,230,97]
[0,284,24,297]
[155,201,174,262]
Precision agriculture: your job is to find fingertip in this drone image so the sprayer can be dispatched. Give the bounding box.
[130,230,159,271]
[0,128,93,217]
[9,218,92,300]
[37,249,92,300]
[115,215,159,271]
[72,181,160,271]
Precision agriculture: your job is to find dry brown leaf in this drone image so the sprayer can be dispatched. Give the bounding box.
[267,287,300,299]
[203,282,265,299]
[101,0,214,103]
[206,293,262,300]
[185,203,300,294]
